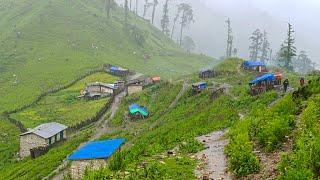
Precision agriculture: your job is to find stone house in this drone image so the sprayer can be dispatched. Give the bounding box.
[68,139,125,179]
[127,83,143,95]
[19,122,68,158]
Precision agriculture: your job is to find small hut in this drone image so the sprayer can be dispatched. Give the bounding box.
[243,61,267,72]
[199,69,216,79]
[127,83,143,95]
[151,76,161,83]
[68,139,125,179]
[192,82,208,93]
[129,104,149,119]
[109,66,129,77]
[249,73,278,95]
[19,122,68,158]
[82,82,118,99]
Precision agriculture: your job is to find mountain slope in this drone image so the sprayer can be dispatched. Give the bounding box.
[0,0,215,113]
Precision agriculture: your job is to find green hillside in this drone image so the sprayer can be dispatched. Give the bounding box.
[0,0,215,113]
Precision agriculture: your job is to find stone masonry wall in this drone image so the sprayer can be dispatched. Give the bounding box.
[70,159,107,179]
[19,134,48,158]
[127,85,143,95]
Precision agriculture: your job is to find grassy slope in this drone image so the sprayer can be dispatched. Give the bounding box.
[0,0,215,113]
[11,72,118,128]
[83,59,284,179]
[0,0,213,174]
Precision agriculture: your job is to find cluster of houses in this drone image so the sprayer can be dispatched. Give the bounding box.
[243,60,283,95]
[19,64,159,160]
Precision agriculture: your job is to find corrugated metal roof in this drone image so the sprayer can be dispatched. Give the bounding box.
[68,139,125,160]
[87,82,117,89]
[20,122,67,139]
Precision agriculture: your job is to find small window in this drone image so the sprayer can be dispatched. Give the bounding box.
[60,131,64,139]
[49,137,51,145]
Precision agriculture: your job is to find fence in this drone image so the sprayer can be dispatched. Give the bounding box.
[67,89,122,133]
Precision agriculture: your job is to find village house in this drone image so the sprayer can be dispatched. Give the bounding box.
[242,61,267,72]
[68,138,125,179]
[192,82,208,93]
[127,83,143,95]
[199,69,216,79]
[19,122,67,158]
[104,64,129,77]
[82,82,118,99]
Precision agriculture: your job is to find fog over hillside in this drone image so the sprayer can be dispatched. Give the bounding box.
[119,0,319,67]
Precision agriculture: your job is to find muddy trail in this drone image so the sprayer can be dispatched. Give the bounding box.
[195,130,231,180]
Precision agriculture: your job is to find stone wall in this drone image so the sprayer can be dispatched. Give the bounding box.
[70,159,107,179]
[19,134,48,158]
[127,85,143,95]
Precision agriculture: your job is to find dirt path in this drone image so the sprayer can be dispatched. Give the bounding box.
[195,130,231,180]
[91,90,127,140]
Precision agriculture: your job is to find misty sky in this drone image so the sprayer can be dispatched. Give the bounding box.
[118,0,319,67]
[197,0,320,62]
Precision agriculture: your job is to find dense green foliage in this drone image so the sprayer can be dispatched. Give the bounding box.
[278,83,320,179]
[85,83,239,178]
[0,119,20,171]
[11,72,117,128]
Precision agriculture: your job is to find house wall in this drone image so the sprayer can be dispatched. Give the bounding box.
[70,159,107,180]
[19,134,48,158]
[45,130,67,145]
[101,87,114,94]
[20,130,67,158]
[127,85,143,95]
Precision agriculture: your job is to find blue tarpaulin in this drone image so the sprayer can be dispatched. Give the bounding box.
[110,66,119,72]
[129,104,149,117]
[68,139,125,160]
[250,74,275,84]
[243,61,266,68]
[192,82,208,90]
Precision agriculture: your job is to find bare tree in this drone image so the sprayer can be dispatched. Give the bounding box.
[225,18,233,58]
[151,0,158,24]
[161,0,170,35]
[170,11,179,39]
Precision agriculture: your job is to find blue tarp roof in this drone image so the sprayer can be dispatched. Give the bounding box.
[68,139,125,161]
[110,66,119,71]
[250,73,275,84]
[129,104,149,117]
[243,61,266,67]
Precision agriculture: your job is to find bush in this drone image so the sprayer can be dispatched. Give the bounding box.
[226,119,260,177]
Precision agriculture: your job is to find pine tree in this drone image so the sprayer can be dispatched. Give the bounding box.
[296,51,313,73]
[161,0,170,35]
[280,23,296,70]
[177,3,194,46]
[260,30,270,62]
[225,18,233,58]
[249,29,263,60]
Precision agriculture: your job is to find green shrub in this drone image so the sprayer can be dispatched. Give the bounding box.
[226,119,260,177]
